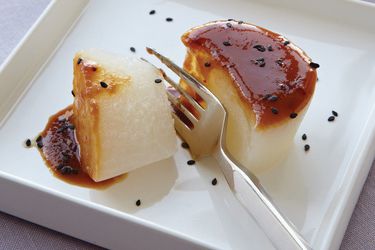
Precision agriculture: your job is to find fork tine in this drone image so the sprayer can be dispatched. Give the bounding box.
[167,91,198,125]
[163,74,205,114]
[171,112,192,135]
[146,47,211,102]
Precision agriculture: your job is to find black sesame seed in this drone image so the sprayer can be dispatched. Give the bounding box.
[290,112,298,119]
[309,62,320,69]
[332,110,338,117]
[276,59,284,67]
[254,58,265,67]
[154,78,162,84]
[60,166,73,175]
[271,107,279,115]
[223,41,232,46]
[268,95,278,102]
[302,134,307,140]
[283,40,290,45]
[226,23,232,28]
[304,144,310,152]
[92,67,97,72]
[36,136,43,148]
[278,83,287,90]
[77,58,82,65]
[211,178,218,186]
[71,90,75,97]
[187,160,195,165]
[56,127,65,133]
[58,124,75,133]
[204,62,211,67]
[263,94,272,100]
[130,47,136,53]
[25,139,31,147]
[149,10,156,15]
[238,20,244,24]
[100,81,108,88]
[136,199,141,206]
[166,17,173,22]
[56,164,64,170]
[227,18,234,21]
[181,142,190,149]
[328,116,335,122]
[67,124,75,130]
[267,45,273,51]
[253,45,266,52]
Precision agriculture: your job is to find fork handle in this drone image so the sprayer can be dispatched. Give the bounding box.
[215,149,312,250]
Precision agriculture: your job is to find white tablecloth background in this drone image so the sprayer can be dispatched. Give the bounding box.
[0,0,374,249]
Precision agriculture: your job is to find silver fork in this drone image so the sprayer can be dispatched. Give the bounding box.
[147,47,312,250]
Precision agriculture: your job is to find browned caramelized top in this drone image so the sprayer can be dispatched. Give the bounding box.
[182,20,317,128]
[74,56,128,98]
[37,105,126,189]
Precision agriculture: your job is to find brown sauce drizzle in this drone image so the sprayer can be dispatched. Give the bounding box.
[37,105,126,189]
[182,20,317,128]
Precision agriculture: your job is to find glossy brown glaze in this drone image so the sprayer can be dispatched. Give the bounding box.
[182,20,317,128]
[37,105,126,189]
[74,56,127,99]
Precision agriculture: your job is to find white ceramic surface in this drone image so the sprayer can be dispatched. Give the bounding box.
[0,0,375,249]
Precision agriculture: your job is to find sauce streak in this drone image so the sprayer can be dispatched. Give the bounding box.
[182,20,317,128]
[37,105,126,189]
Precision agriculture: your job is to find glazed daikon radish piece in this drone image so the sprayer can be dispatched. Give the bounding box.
[73,49,176,182]
[181,20,318,172]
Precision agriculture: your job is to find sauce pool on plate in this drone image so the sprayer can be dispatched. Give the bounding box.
[35,105,126,189]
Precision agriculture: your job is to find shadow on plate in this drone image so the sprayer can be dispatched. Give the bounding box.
[89,157,177,213]
[192,145,311,248]
[173,175,207,191]
[258,143,311,239]
[194,157,275,250]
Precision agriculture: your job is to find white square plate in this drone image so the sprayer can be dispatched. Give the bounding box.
[1,0,375,249]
